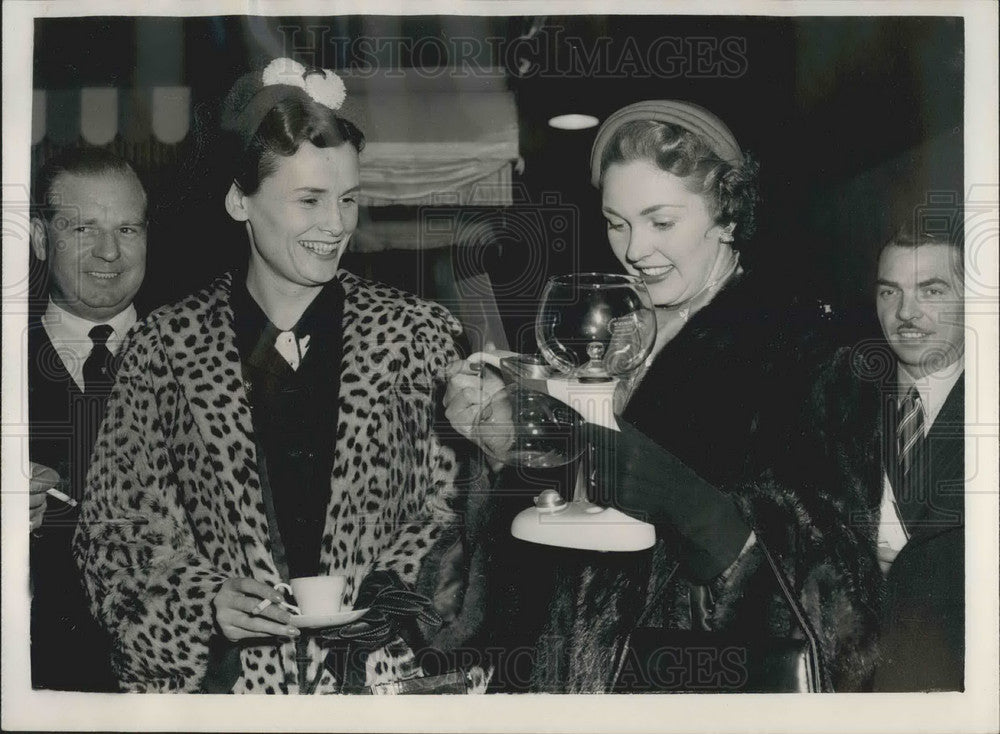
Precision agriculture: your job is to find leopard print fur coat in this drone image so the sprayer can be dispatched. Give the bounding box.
[74,270,465,694]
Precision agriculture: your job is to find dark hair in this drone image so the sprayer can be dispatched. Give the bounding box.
[229,92,365,196]
[881,215,964,280]
[598,120,760,244]
[32,146,146,220]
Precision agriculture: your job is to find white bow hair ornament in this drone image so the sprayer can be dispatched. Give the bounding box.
[261,58,347,111]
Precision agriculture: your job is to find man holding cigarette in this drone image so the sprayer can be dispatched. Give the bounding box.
[28,146,147,691]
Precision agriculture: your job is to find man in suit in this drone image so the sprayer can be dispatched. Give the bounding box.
[27,146,148,691]
[870,221,965,690]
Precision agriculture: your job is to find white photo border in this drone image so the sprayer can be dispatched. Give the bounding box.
[3,1,997,732]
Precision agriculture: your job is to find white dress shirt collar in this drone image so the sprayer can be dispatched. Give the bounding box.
[41,299,138,391]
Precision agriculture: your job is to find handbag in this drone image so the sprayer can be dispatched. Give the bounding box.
[610,540,827,693]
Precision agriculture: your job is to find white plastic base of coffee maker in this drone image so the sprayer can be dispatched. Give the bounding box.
[510,495,656,552]
[470,349,655,552]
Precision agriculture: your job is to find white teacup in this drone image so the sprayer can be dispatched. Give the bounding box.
[275,575,348,616]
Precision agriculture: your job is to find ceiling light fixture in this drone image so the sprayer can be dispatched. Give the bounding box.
[548,113,599,130]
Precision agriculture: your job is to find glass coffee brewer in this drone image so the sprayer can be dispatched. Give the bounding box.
[471,273,658,552]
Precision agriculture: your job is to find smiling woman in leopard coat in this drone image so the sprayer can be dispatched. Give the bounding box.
[73,59,471,694]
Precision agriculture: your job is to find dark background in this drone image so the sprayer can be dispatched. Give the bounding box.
[31,15,964,351]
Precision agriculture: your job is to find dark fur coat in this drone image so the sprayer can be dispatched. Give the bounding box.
[422,272,892,692]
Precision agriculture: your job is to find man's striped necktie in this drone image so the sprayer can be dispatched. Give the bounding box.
[896,387,925,480]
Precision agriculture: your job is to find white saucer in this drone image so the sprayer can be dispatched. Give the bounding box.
[289,608,369,629]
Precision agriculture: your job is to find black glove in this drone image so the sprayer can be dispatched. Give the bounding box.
[316,572,444,691]
[324,571,441,651]
[588,421,752,583]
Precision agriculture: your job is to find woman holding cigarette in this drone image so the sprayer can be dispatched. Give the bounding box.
[74,59,468,694]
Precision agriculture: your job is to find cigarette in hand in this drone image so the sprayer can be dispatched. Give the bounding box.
[46,487,78,508]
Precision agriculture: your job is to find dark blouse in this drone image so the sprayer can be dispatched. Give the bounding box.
[231,274,344,579]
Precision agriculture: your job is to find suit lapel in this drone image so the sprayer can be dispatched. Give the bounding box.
[29,320,81,398]
[886,373,965,542]
[28,320,87,490]
[909,375,964,541]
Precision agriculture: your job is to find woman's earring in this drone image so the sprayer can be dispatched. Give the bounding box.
[720,225,736,244]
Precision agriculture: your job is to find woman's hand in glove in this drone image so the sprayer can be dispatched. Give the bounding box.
[322,571,442,650]
[589,421,753,583]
